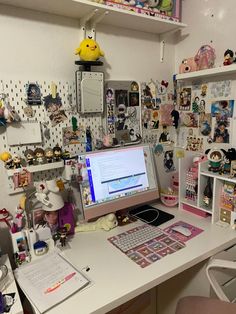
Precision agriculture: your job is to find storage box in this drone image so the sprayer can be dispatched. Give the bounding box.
[104,0,181,23]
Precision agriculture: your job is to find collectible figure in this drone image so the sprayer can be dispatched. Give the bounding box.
[53,145,62,161]
[34,148,45,164]
[0,151,13,169]
[44,147,54,163]
[223,49,235,65]
[75,36,104,61]
[24,149,35,166]
[203,178,213,207]
[58,227,67,247]
[12,154,22,169]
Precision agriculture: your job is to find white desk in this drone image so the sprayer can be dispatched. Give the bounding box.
[0,254,23,314]
[24,203,236,314]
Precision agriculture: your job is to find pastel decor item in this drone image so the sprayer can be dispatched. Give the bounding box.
[179,57,198,74]
[194,45,216,70]
[75,213,118,232]
[75,36,104,62]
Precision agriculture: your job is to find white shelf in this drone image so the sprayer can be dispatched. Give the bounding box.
[176,64,236,81]
[0,0,186,34]
[6,161,64,177]
[200,170,236,184]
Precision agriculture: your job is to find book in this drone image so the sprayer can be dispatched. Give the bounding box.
[14,252,90,313]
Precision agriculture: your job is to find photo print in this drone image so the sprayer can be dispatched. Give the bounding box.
[62,126,83,146]
[44,93,67,126]
[210,80,232,98]
[211,100,234,119]
[199,112,212,136]
[213,118,230,143]
[179,87,191,111]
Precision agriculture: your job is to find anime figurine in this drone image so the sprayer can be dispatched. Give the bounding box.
[44,147,54,163]
[53,145,62,161]
[0,151,13,169]
[58,227,67,247]
[11,206,25,233]
[75,36,104,61]
[223,49,235,65]
[12,154,22,169]
[34,148,45,164]
[203,178,213,207]
[24,149,35,166]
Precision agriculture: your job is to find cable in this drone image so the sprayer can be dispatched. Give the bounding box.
[129,208,159,225]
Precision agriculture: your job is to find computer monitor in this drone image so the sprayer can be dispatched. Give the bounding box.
[78,144,159,221]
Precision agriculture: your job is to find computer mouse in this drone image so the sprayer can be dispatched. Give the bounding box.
[171,225,192,237]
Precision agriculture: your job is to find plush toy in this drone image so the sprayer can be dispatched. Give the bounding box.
[75,37,104,62]
[75,213,118,232]
[158,0,173,16]
[179,58,198,73]
[223,49,235,66]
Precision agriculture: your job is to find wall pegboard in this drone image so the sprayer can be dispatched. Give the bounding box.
[0,78,103,193]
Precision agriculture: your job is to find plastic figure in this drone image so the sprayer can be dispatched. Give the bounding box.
[24,149,35,166]
[203,178,213,207]
[44,148,54,163]
[12,154,22,169]
[53,145,62,161]
[223,49,235,65]
[34,148,45,164]
[0,151,13,169]
[58,227,67,247]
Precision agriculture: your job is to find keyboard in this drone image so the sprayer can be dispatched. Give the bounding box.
[109,224,166,253]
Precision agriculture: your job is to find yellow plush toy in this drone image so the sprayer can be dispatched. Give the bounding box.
[75,37,104,62]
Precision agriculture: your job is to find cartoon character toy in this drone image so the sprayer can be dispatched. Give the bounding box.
[206,149,224,173]
[75,36,104,62]
[0,151,13,169]
[58,227,67,247]
[53,145,62,161]
[223,49,235,65]
[179,57,198,73]
[24,149,35,166]
[34,148,45,164]
[12,154,22,169]
[44,147,54,163]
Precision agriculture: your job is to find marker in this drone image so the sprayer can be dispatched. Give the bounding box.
[44,272,76,294]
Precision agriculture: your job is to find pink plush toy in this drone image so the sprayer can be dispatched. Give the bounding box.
[179,57,198,73]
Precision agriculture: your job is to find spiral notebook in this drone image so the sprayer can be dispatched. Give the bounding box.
[14,252,90,313]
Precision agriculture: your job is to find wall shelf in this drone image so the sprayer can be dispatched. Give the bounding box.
[6,161,64,177]
[0,0,186,34]
[176,64,236,81]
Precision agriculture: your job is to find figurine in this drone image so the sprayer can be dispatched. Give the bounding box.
[44,147,54,163]
[53,145,62,161]
[11,206,25,233]
[12,154,22,169]
[24,149,35,166]
[58,227,67,247]
[75,36,104,61]
[203,178,213,207]
[223,49,235,66]
[0,151,13,169]
[34,148,45,164]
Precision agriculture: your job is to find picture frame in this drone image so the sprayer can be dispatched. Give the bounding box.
[230,160,236,178]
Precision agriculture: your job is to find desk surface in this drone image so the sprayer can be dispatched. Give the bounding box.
[34,203,236,314]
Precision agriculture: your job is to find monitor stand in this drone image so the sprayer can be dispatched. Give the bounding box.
[128,204,174,227]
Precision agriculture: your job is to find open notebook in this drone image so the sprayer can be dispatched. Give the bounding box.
[14,252,90,313]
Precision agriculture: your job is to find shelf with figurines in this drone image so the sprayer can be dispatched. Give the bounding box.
[176,46,236,81]
[0,145,65,194]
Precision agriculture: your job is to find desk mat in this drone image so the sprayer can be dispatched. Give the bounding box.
[163,221,204,242]
[108,224,185,268]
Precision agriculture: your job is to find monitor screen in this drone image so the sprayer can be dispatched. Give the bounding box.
[78,144,159,220]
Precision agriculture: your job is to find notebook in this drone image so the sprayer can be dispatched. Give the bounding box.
[14,252,90,313]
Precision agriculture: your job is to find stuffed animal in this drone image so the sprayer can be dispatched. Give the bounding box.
[75,37,104,62]
[75,213,118,232]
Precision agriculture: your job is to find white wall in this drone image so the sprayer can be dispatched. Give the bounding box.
[175,0,236,71]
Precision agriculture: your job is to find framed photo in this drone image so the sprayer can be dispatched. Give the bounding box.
[230,160,236,178]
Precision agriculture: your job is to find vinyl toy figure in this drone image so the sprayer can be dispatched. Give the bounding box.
[0,151,13,169]
[58,227,67,247]
[12,154,22,169]
[53,145,62,161]
[44,148,54,163]
[34,148,45,164]
[24,149,35,166]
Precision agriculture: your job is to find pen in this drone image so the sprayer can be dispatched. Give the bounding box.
[44,272,76,294]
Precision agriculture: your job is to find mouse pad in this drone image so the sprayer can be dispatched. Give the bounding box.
[129,205,174,227]
[163,221,204,242]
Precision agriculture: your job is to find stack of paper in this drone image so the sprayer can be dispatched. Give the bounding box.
[14,252,90,313]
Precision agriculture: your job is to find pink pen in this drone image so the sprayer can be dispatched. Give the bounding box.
[44,272,76,294]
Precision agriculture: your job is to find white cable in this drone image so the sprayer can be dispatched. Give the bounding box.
[129,208,159,224]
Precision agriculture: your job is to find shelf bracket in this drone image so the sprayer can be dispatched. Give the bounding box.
[160,39,165,63]
[91,11,109,40]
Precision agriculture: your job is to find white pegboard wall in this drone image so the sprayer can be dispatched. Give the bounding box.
[0,78,103,192]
